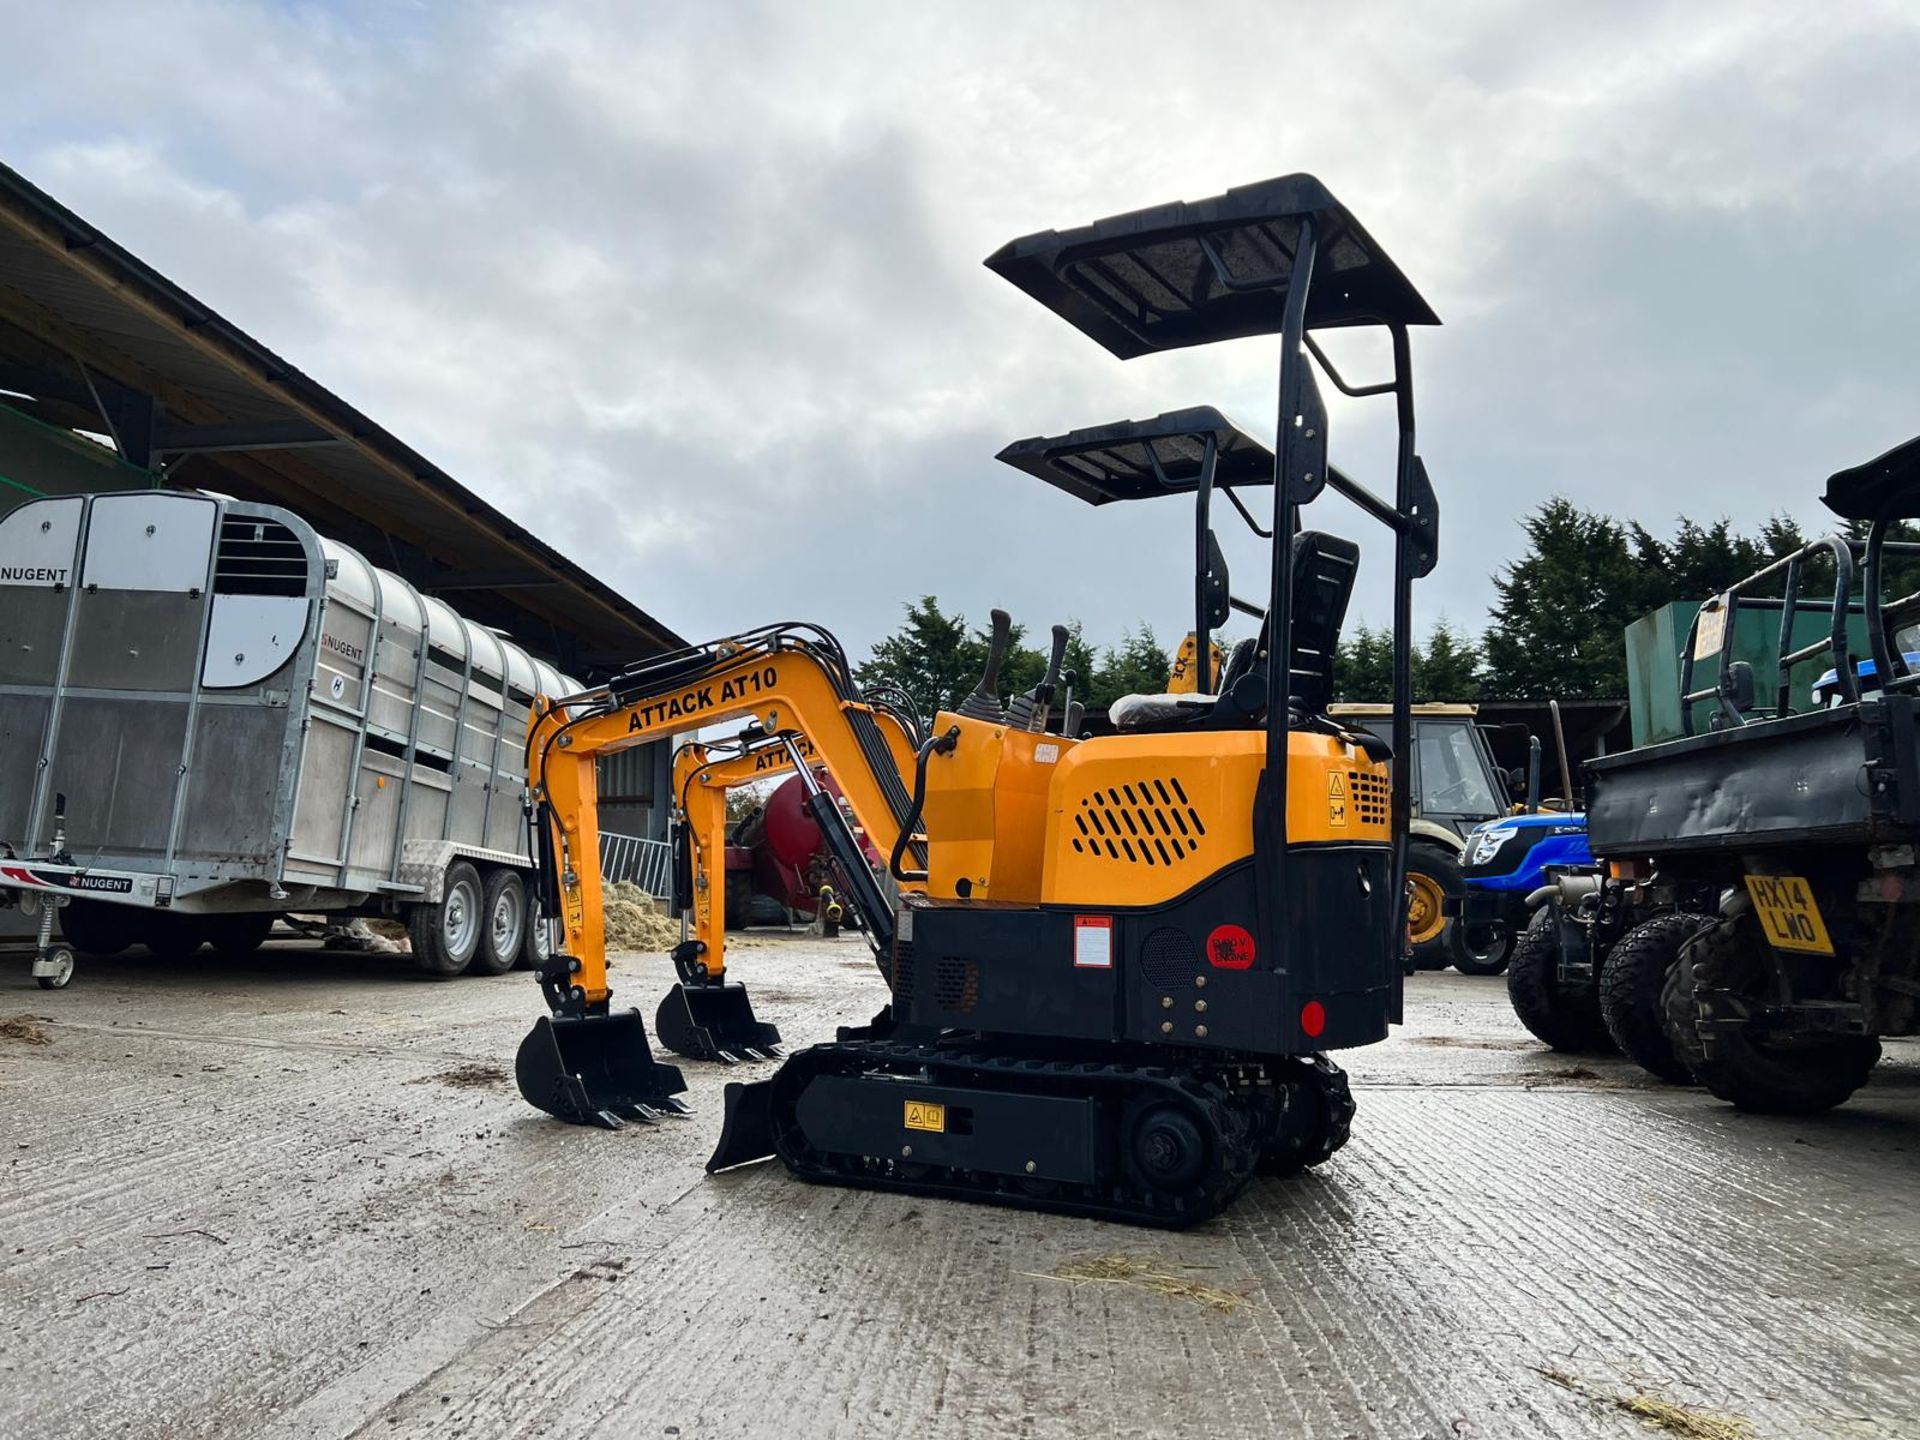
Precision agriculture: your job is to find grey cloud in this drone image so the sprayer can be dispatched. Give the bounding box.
[4,0,1919,664]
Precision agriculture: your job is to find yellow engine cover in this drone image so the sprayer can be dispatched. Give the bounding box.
[923,712,1080,903]
[1039,730,1389,908]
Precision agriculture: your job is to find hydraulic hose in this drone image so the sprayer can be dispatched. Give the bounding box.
[889,725,959,884]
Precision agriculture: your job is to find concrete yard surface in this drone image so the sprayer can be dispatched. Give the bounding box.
[1,933,1916,1439]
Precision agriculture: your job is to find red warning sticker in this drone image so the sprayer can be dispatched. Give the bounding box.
[1074,914,1113,968]
[1206,923,1256,970]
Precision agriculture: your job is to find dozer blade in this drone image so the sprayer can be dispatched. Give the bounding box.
[706,1078,779,1172]
[655,981,784,1064]
[515,1010,690,1128]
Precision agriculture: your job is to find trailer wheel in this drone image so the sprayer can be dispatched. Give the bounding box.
[517,893,551,970]
[146,914,210,962]
[472,870,527,977]
[206,913,276,961]
[60,901,137,957]
[1600,911,1711,1083]
[1405,841,1465,971]
[35,945,76,990]
[1506,906,1614,1053]
[411,860,483,977]
[1665,914,1881,1115]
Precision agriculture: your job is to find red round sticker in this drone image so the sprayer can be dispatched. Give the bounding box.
[1300,1000,1327,1038]
[1206,924,1256,970]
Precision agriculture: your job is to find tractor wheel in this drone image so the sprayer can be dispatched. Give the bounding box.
[1405,841,1464,971]
[1506,906,1614,1053]
[724,881,753,931]
[1449,919,1515,977]
[1600,911,1712,1084]
[471,869,527,977]
[1664,914,1880,1115]
[411,861,483,977]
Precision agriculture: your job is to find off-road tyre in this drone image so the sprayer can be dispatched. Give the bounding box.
[1600,911,1712,1083]
[1664,914,1880,1115]
[1507,906,1614,1053]
[1406,841,1465,972]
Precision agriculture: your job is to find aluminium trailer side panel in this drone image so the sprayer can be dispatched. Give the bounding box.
[1584,697,1920,856]
[0,490,582,917]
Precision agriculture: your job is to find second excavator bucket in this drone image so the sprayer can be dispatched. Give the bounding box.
[706,1077,780,1172]
[655,982,784,1064]
[515,1010,690,1127]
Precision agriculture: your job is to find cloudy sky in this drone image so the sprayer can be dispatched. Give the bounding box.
[6,0,1919,663]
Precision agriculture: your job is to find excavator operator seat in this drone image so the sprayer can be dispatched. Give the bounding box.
[1109,529,1359,733]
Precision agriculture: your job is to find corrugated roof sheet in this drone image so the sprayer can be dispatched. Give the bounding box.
[0,159,684,674]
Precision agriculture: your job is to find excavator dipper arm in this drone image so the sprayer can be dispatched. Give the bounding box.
[515,631,923,1116]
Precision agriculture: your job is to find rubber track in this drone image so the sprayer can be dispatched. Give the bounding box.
[763,1039,1348,1229]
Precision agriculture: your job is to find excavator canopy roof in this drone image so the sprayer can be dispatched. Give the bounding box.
[995,406,1273,505]
[984,173,1439,359]
[1824,433,1920,521]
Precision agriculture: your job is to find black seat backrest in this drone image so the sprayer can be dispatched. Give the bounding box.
[1286,530,1359,716]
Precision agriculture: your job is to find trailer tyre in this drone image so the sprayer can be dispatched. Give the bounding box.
[1506,906,1614,1053]
[1665,915,1881,1115]
[146,914,209,962]
[1600,911,1712,1084]
[518,893,552,970]
[60,900,139,957]
[411,861,483,977]
[207,913,276,961]
[472,870,527,977]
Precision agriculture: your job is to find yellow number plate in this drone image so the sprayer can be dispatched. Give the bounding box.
[903,1100,946,1133]
[1744,874,1835,955]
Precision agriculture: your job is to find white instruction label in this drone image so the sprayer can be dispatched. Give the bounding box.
[1074,915,1113,969]
[1034,743,1060,764]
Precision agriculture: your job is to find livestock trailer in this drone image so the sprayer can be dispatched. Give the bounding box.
[0,489,582,987]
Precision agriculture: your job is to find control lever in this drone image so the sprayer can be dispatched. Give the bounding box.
[957,608,1013,722]
[1007,624,1069,732]
[1059,671,1085,738]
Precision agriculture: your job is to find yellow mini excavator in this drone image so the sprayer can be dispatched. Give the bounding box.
[514,175,1440,1227]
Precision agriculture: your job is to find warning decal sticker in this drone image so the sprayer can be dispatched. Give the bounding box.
[1073,914,1113,968]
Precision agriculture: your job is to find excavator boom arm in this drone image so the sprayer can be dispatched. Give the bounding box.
[528,637,918,1012]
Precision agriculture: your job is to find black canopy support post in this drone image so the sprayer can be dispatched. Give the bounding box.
[1774,555,1803,716]
[1865,510,1907,689]
[1260,217,1318,988]
[1387,323,1417,1018]
[1193,432,1220,694]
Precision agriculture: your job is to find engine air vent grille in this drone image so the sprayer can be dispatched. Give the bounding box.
[1141,926,1198,988]
[1348,769,1389,826]
[933,955,979,1014]
[1068,775,1207,867]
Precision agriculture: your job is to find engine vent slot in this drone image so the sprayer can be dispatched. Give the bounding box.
[890,938,914,999]
[1348,769,1389,826]
[1068,775,1206,865]
[932,955,979,1013]
[1140,927,1198,988]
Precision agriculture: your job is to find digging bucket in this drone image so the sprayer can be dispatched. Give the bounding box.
[515,1009,690,1128]
[655,981,783,1063]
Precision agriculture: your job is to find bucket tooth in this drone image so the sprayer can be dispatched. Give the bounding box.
[655,981,784,1064]
[515,1010,688,1127]
[707,1077,780,1173]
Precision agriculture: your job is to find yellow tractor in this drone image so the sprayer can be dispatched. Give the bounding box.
[513,175,1441,1226]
